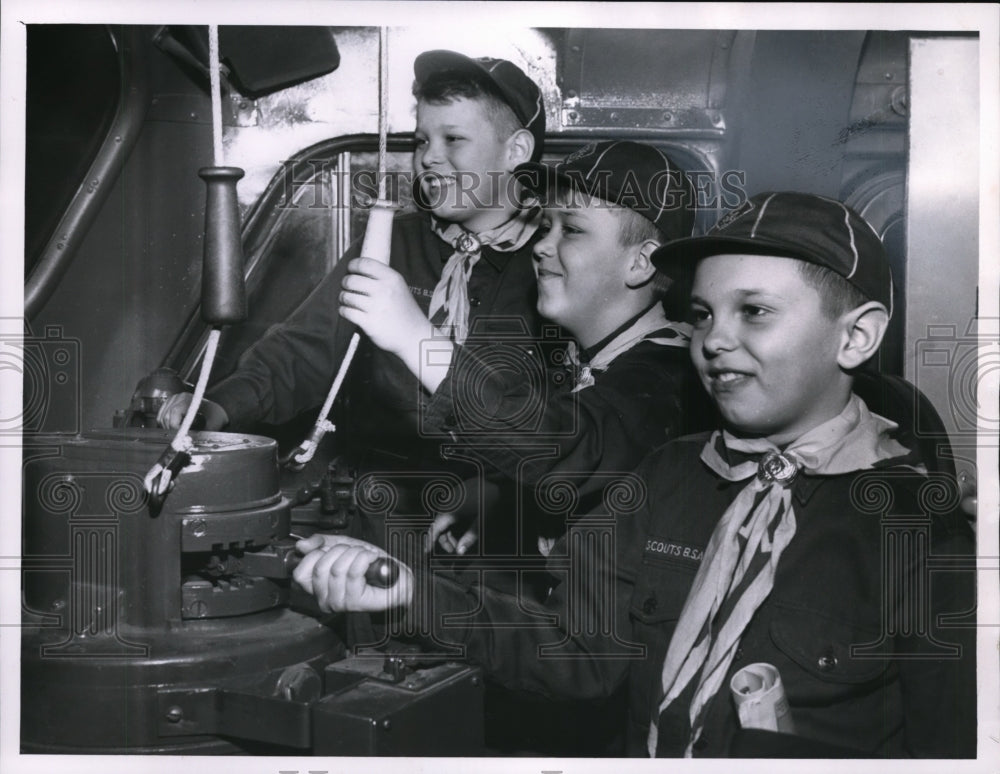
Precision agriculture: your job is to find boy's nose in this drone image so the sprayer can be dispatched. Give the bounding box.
[532,230,556,262]
[419,140,444,168]
[700,318,736,355]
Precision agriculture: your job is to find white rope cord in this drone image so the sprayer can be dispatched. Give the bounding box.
[144,329,221,495]
[287,27,391,468]
[209,24,224,167]
[378,25,388,200]
[145,24,228,497]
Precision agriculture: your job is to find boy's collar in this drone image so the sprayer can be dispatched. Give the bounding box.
[710,434,826,505]
[430,207,541,271]
[710,393,919,505]
[578,302,659,364]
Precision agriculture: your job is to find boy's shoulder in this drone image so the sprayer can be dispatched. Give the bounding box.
[392,208,433,233]
[638,430,715,476]
[596,336,694,384]
[847,465,971,529]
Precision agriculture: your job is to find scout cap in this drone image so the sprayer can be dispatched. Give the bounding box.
[414,50,545,161]
[513,140,696,240]
[650,191,893,315]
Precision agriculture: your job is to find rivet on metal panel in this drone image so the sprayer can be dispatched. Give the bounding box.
[165,706,184,723]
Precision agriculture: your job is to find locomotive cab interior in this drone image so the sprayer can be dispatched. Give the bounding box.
[8,9,994,762]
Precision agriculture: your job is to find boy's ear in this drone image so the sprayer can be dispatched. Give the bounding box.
[624,239,661,289]
[504,128,535,170]
[837,301,889,370]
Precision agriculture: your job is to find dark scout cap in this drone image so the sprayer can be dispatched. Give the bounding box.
[513,140,696,240]
[650,191,893,315]
[414,50,545,161]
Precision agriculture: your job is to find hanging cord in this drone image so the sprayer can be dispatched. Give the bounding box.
[378,25,389,201]
[145,24,228,500]
[281,27,393,471]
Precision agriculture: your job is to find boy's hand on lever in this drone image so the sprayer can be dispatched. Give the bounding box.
[339,257,434,358]
[339,257,454,392]
[293,533,413,613]
[157,393,229,431]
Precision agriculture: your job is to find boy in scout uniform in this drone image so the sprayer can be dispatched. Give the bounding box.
[294,193,976,759]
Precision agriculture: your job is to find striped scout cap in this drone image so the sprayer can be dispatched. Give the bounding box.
[650,191,893,315]
[513,140,696,240]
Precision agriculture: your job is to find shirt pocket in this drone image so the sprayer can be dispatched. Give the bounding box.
[629,561,698,632]
[767,604,891,703]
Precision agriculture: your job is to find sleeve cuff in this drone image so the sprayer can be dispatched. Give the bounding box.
[206,376,266,429]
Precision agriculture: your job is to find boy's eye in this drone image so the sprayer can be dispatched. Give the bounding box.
[689,307,711,325]
[537,221,552,236]
[742,304,770,320]
[445,134,465,143]
[414,136,428,147]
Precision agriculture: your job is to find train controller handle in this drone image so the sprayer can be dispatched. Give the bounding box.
[363,556,400,588]
[289,533,400,592]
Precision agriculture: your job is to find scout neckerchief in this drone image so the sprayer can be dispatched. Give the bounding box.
[565,303,690,393]
[428,207,540,344]
[646,393,911,757]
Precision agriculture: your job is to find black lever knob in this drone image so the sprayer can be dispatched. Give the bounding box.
[364,557,400,588]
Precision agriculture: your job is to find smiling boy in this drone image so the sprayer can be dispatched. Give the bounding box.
[340,140,710,555]
[633,192,976,758]
[294,192,975,759]
[158,50,545,527]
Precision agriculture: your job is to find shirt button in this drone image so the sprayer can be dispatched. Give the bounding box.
[642,597,657,614]
[734,647,743,661]
[469,296,481,307]
[817,653,838,671]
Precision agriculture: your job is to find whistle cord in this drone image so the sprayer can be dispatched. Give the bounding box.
[208,24,224,167]
[283,27,393,469]
[145,24,228,498]
[378,26,389,200]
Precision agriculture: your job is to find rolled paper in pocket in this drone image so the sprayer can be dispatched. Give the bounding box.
[730,662,795,734]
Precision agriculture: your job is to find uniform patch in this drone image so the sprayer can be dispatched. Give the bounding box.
[644,537,705,566]
[713,199,755,232]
